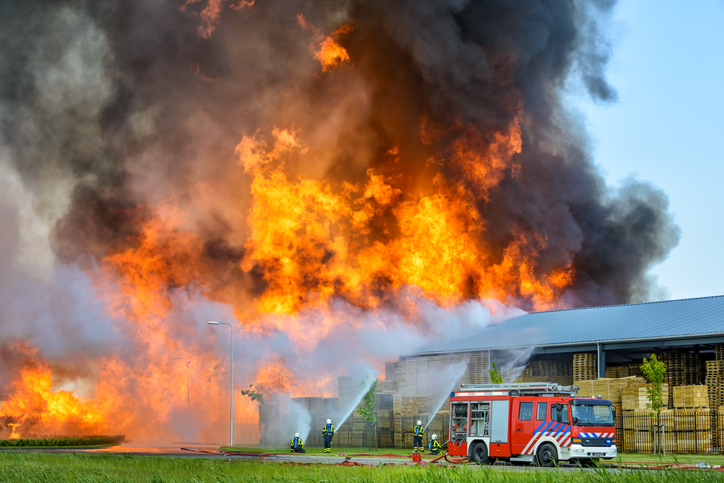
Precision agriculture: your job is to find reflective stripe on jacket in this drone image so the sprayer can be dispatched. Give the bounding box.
[323,423,335,435]
[414,425,424,436]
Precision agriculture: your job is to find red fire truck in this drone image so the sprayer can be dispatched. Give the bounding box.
[448,382,616,466]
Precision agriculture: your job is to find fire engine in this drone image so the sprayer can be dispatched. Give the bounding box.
[448,382,616,466]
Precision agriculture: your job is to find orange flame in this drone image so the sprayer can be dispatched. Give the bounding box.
[0,344,103,438]
[314,25,353,71]
[236,123,570,317]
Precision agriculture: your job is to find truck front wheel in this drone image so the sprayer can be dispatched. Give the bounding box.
[535,443,558,467]
[470,442,491,465]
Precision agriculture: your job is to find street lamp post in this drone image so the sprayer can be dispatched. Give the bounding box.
[208,321,234,447]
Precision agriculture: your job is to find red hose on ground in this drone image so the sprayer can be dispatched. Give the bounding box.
[428,453,447,464]
[444,454,468,464]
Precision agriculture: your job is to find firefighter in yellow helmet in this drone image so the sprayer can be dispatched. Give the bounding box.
[413,420,425,452]
[430,434,442,455]
[290,432,305,453]
[322,419,335,453]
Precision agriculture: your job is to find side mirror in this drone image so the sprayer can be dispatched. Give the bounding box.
[612,408,616,419]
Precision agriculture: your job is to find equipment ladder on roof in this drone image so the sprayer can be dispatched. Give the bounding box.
[459,382,579,396]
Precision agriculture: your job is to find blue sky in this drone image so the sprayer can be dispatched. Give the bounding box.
[574,0,724,301]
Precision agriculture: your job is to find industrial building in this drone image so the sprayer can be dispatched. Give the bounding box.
[329,295,724,452]
[417,294,724,376]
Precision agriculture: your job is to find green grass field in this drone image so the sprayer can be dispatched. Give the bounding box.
[2,452,723,482]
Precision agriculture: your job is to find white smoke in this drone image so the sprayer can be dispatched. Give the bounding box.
[424,360,468,429]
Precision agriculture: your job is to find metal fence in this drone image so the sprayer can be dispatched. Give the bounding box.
[617,410,720,454]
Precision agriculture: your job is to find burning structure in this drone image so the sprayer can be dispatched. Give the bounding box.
[0,0,679,443]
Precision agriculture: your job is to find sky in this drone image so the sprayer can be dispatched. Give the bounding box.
[575,0,724,302]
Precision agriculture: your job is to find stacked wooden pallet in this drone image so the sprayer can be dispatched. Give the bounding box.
[393,415,419,448]
[400,397,427,415]
[705,359,724,448]
[605,361,643,379]
[622,429,652,453]
[573,353,597,382]
[706,360,724,409]
[673,385,709,408]
[377,410,393,448]
[376,381,398,394]
[577,376,647,431]
[416,358,429,397]
[385,362,397,382]
[577,377,642,403]
[659,351,702,408]
[518,360,573,385]
[621,409,675,453]
[659,410,677,453]
[468,352,489,384]
[517,375,574,385]
[718,407,724,450]
[605,365,636,378]
[338,376,354,413]
[621,383,669,410]
[628,363,643,377]
[674,409,712,453]
[522,360,573,377]
[716,345,724,362]
[348,414,366,447]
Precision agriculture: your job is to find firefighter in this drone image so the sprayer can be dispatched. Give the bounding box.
[322,418,335,453]
[413,420,425,452]
[290,432,305,453]
[430,434,442,455]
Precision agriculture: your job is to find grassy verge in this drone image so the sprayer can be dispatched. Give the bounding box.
[1,452,723,482]
[218,445,415,456]
[0,436,125,447]
[0,444,120,451]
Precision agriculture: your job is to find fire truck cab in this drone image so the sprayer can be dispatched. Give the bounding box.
[448,382,616,466]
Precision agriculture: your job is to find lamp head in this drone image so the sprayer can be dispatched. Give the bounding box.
[208,321,220,325]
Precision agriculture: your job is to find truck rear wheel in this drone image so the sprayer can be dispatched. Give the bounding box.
[535,443,558,467]
[470,442,490,465]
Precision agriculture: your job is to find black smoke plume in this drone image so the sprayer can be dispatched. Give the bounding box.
[0,0,679,311]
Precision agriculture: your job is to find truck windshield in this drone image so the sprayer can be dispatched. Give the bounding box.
[571,402,614,427]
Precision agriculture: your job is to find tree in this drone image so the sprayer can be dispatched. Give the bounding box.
[641,354,666,453]
[241,385,267,445]
[356,378,378,451]
[488,362,503,384]
[241,385,265,404]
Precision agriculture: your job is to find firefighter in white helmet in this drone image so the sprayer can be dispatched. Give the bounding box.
[430,434,442,455]
[413,420,425,452]
[322,418,335,453]
[290,432,305,453]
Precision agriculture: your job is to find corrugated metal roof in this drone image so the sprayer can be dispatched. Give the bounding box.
[417,295,724,354]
